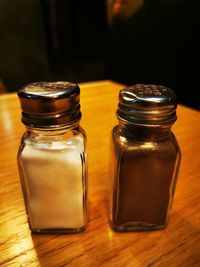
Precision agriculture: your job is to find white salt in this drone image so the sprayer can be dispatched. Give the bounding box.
[21,138,84,229]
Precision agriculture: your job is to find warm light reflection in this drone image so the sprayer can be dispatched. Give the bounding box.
[11,236,30,255]
[3,215,39,265]
[107,226,114,241]
[140,142,155,149]
[0,100,13,134]
[9,236,37,259]
[119,136,155,150]
[119,136,126,143]
[108,0,144,24]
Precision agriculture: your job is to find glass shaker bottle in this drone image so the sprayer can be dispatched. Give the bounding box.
[110,84,181,231]
[17,82,87,233]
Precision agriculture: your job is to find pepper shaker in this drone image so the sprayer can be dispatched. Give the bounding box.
[17,82,87,233]
[110,84,181,231]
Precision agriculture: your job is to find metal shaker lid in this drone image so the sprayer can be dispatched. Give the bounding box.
[18,81,81,127]
[117,84,177,126]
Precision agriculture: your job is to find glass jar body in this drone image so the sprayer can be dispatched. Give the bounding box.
[110,121,181,231]
[17,123,87,233]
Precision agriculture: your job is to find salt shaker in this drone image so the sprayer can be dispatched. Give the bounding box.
[110,84,181,231]
[17,81,87,233]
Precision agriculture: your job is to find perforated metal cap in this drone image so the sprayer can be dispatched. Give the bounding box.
[117,84,177,125]
[18,81,81,127]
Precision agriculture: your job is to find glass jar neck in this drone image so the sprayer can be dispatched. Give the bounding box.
[25,121,80,136]
[118,119,172,141]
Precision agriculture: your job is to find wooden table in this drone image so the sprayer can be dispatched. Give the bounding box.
[0,80,200,267]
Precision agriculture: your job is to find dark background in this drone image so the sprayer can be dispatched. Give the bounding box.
[0,0,199,109]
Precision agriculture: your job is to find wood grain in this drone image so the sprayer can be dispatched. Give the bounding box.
[0,80,200,267]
